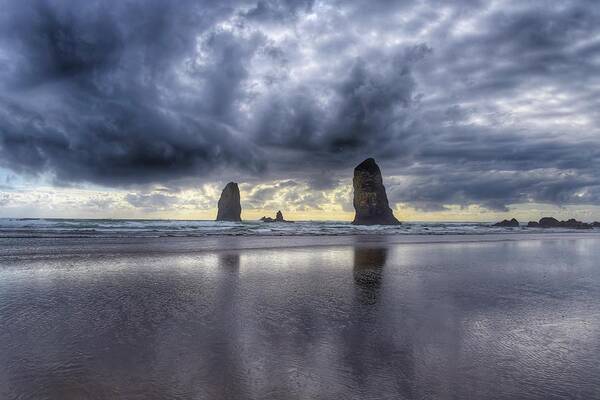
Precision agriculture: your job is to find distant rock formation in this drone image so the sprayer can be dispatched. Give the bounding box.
[216,182,242,222]
[537,217,560,227]
[493,218,519,227]
[260,210,293,223]
[352,158,401,225]
[527,217,592,229]
[557,218,592,229]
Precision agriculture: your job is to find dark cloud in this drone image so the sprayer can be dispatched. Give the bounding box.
[389,168,599,212]
[0,0,599,211]
[306,174,340,191]
[0,0,264,186]
[250,44,430,155]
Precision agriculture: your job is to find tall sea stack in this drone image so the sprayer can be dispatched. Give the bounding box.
[352,158,401,225]
[216,182,242,222]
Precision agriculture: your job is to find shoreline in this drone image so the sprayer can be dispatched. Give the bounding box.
[2,232,600,262]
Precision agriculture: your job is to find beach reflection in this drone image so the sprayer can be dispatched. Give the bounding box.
[1,237,600,399]
[219,252,240,270]
[353,247,387,305]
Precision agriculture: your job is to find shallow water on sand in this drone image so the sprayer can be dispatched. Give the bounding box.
[1,235,599,399]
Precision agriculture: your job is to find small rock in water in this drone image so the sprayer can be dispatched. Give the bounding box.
[276,210,284,222]
[260,210,293,223]
[538,217,561,227]
[493,218,519,227]
[561,218,593,229]
[527,217,592,229]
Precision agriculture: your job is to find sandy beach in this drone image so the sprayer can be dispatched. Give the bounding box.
[1,233,599,399]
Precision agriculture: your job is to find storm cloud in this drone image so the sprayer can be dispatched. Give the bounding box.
[1,0,599,211]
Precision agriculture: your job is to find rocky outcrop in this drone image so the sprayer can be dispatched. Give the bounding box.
[260,210,293,223]
[559,219,592,229]
[527,217,592,229]
[276,211,285,222]
[493,218,519,227]
[537,217,560,227]
[216,182,242,222]
[352,158,401,225]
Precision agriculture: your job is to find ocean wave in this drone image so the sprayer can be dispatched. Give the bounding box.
[0,218,597,238]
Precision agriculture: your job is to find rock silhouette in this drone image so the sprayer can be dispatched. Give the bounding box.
[493,218,519,227]
[352,158,401,225]
[537,217,560,227]
[260,210,293,223]
[527,217,592,229]
[216,182,242,222]
[276,210,284,222]
[556,218,592,229]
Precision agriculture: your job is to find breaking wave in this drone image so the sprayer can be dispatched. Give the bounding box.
[0,218,597,238]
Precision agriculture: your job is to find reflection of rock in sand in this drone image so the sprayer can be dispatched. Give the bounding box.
[353,247,388,305]
[219,252,240,270]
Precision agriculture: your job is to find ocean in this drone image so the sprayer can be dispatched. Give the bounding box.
[0,218,596,238]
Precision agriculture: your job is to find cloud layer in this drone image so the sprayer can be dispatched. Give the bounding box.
[1,0,599,212]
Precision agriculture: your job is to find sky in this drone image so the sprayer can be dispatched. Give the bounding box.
[0,0,599,221]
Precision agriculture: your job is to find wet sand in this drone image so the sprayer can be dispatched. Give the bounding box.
[1,234,599,399]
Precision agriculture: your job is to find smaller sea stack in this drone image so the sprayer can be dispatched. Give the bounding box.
[527,217,592,229]
[352,158,401,225]
[260,210,293,223]
[216,182,242,222]
[493,218,519,227]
